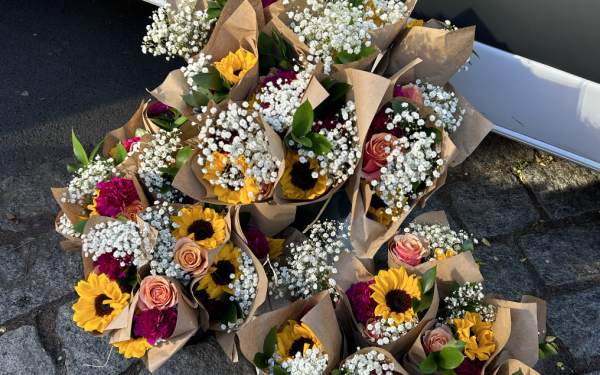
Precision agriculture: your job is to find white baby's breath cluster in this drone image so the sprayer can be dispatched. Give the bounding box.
[270,220,348,302]
[196,103,282,201]
[271,345,328,375]
[341,349,397,375]
[444,282,496,323]
[66,156,122,206]
[57,213,81,238]
[370,104,443,221]
[141,0,216,60]
[414,79,465,133]
[253,61,315,133]
[180,52,212,91]
[138,129,187,202]
[82,220,148,267]
[225,249,259,331]
[364,316,419,345]
[403,222,476,262]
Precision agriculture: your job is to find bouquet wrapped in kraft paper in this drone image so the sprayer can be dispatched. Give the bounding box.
[347,92,459,259]
[491,359,541,375]
[273,69,390,207]
[332,251,440,358]
[190,231,268,361]
[336,347,410,375]
[238,290,343,374]
[387,211,484,299]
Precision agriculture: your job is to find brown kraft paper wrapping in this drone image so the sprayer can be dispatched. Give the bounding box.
[102,100,154,157]
[338,347,410,375]
[233,203,296,239]
[202,0,260,57]
[347,98,459,259]
[403,307,512,375]
[367,0,419,53]
[332,252,440,357]
[383,20,475,87]
[238,290,343,374]
[491,359,541,375]
[55,210,82,251]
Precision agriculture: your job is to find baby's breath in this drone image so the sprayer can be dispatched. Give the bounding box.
[444,282,496,323]
[341,349,397,375]
[414,79,465,133]
[402,222,476,262]
[57,213,81,238]
[82,220,148,267]
[222,250,259,332]
[271,346,328,375]
[364,316,419,345]
[66,156,122,206]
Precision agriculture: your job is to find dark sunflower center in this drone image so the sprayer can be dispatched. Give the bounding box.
[385,289,412,314]
[290,162,318,191]
[289,337,314,357]
[188,219,214,241]
[233,69,243,76]
[213,260,235,286]
[94,294,114,317]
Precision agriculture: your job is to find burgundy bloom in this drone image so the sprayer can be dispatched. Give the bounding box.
[133,307,177,345]
[147,101,173,117]
[262,70,297,89]
[366,105,405,142]
[94,177,141,218]
[123,137,141,152]
[392,85,404,98]
[454,357,484,375]
[93,252,134,280]
[261,0,277,7]
[194,289,225,321]
[346,280,378,325]
[312,117,340,133]
[243,226,270,258]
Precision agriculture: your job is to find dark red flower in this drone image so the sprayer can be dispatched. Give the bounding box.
[243,226,270,258]
[147,101,173,117]
[93,252,134,281]
[133,307,177,345]
[346,280,378,325]
[366,105,405,142]
[454,357,484,375]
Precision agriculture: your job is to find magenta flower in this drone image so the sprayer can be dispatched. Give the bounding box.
[133,307,177,345]
[346,280,378,325]
[454,357,484,375]
[262,70,297,89]
[243,226,270,258]
[366,105,405,142]
[261,0,277,7]
[94,177,141,218]
[93,252,134,280]
[147,101,173,117]
[123,137,141,152]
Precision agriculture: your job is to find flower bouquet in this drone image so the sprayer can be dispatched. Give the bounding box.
[333,251,439,357]
[333,347,409,375]
[238,290,343,375]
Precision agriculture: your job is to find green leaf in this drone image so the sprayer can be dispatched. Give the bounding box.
[279,59,294,71]
[114,143,128,165]
[438,347,465,369]
[253,352,268,369]
[452,280,460,293]
[205,203,224,213]
[67,163,85,173]
[472,49,480,59]
[150,118,172,131]
[331,370,343,375]
[291,133,313,147]
[259,55,278,75]
[320,77,333,90]
[263,325,278,360]
[135,128,148,137]
[540,342,558,357]
[211,91,231,103]
[412,297,420,312]
[538,348,546,359]
[258,32,272,55]
[72,219,89,234]
[511,369,525,375]
[273,365,290,375]
[419,352,438,374]
[421,266,437,294]
[424,127,443,144]
[216,0,227,7]
[412,181,423,192]
[193,90,211,107]
[182,94,199,107]
[173,115,188,128]
[220,292,232,304]
[233,300,244,320]
[392,100,418,114]
[239,212,251,231]
[291,100,314,138]
[419,294,433,312]
[115,217,129,223]
[438,368,458,375]
[71,129,89,165]
[207,1,222,8]
[356,47,378,61]
[158,166,180,176]
[161,183,173,196]
[335,50,356,64]
[193,72,225,92]
[482,238,491,246]
[89,138,105,162]
[327,82,352,102]
[207,8,221,20]
[461,238,474,253]
[176,145,192,169]
[284,133,296,150]
[305,132,332,156]
[220,302,238,325]
[442,340,466,352]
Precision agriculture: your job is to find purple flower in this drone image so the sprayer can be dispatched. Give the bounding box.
[365,105,405,142]
[454,357,484,375]
[262,70,297,89]
[194,289,225,321]
[93,252,133,280]
[392,85,404,98]
[243,226,270,258]
[261,0,277,7]
[147,101,173,117]
[123,137,141,152]
[346,280,378,325]
[133,307,177,345]
[94,177,140,218]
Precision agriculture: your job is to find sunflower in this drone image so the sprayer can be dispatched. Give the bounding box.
[369,267,421,325]
[433,248,458,261]
[215,49,258,85]
[275,320,325,362]
[267,237,285,258]
[72,273,130,333]
[112,336,154,358]
[453,312,495,361]
[195,242,243,299]
[280,151,328,200]
[203,151,260,204]
[86,189,101,218]
[170,206,227,250]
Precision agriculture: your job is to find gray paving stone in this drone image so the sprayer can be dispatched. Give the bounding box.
[461,132,535,170]
[521,223,600,287]
[476,238,536,301]
[448,170,539,237]
[141,335,255,375]
[546,286,600,360]
[55,304,134,375]
[404,192,459,231]
[0,325,55,375]
[522,161,600,220]
[0,231,83,323]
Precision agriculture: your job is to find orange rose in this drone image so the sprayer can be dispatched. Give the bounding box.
[361,133,397,181]
[116,200,144,222]
[173,237,209,278]
[138,275,178,311]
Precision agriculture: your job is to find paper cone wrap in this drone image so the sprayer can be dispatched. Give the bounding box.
[102,100,155,157]
[491,359,541,375]
[366,0,419,53]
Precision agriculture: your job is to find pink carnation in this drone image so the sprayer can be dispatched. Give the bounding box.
[346,280,378,325]
[123,137,141,152]
[94,177,141,218]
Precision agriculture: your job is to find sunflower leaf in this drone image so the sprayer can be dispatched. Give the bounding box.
[419,352,438,374]
[421,266,437,295]
[71,129,88,165]
[220,291,232,304]
[114,143,128,165]
[72,219,89,234]
[263,325,278,360]
[291,100,314,138]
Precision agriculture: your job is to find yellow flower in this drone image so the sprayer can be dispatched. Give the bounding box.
[369,267,421,325]
[407,19,424,28]
[203,151,260,204]
[72,273,130,333]
[281,151,328,200]
[452,312,496,361]
[112,336,154,358]
[195,242,243,299]
[267,237,285,258]
[86,189,101,218]
[215,49,258,85]
[170,206,227,250]
[275,320,325,362]
[433,248,458,261]
[368,206,395,226]
[364,1,383,27]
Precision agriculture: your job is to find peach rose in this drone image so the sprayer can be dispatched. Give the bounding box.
[173,237,209,277]
[361,133,397,181]
[116,200,143,222]
[395,83,424,104]
[138,275,178,311]
[423,324,454,353]
[390,233,430,266]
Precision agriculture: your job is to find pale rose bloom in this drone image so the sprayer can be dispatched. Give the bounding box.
[116,200,144,222]
[173,237,209,277]
[423,324,454,353]
[361,133,397,181]
[398,83,424,104]
[390,233,430,266]
[138,275,178,311]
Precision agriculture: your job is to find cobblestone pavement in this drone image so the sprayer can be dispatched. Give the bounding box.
[3,0,600,374]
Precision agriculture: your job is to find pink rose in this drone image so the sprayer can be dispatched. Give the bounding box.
[360,317,384,344]
[423,324,454,353]
[361,133,397,181]
[393,83,424,104]
[390,233,429,266]
[173,237,209,277]
[138,275,178,311]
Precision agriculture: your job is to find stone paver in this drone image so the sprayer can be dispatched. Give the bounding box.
[448,170,539,237]
[0,325,55,375]
[56,304,134,375]
[521,222,600,287]
[462,133,535,170]
[522,160,600,220]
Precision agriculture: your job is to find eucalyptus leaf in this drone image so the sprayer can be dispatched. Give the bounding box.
[71,129,88,165]
[419,352,438,374]
[176,145,192,169]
